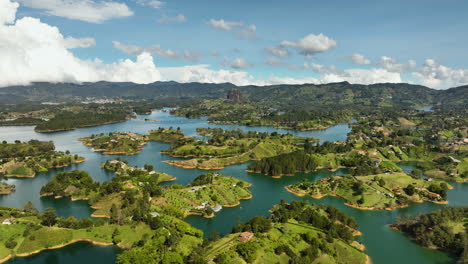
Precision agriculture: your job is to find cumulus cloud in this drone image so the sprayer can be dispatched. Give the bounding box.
[135,0,163,9]
[157,14,186,23]
[221,57,254,69]
[113,41,179,60]
[0,0,18,24]
[230,58,253,69]
[207,19,257,40]
[64,37,96,49]
[0,0,265,87]
[17,0,133,23]
[280,33,336,55]
[264,46,290,58]
[349,53,371,65]
[183,50,203,62]
[413,59,468,89]
[302,62,402,84]
[377,56,416,73]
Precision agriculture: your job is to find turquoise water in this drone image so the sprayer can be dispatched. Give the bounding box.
[0,110,465,264]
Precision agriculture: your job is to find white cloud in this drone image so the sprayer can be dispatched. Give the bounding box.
[302,62,402,84]
[183,50,203,62]
[157,14,186,23]
[349,53,371,65]
[230,58,253,69]
[280,33,336,55]
[64,37,96,49]
[135,0,163,9]
[413,59,468,89]
[159,65,260,86]
[113,41,179,60]
[0,0,18,24]
[321,68,402,84]
[267,76,319,85]
[264,46,290,57]
[17,0,133,23]
[377,56,416,73]
[0,0,264,87]
[207,19,256,40]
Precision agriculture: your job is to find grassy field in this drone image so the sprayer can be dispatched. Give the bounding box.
[287,172,451,210]
[80,132,147,155]
[153,174,252,218]
[204,219,367,264]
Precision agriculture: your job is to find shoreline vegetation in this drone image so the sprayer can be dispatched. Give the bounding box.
[204,201,369,264]
[0,182,15,195]
[79,132,148,155]
[0,140,86,179]
[151,127,317,170]
[390,207,467,263]
[286,173,452,210]
[34,119,129,133]
[0,206,203,264]
[170,98,354,131]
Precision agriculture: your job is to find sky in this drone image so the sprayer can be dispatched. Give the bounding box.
[1,0,468,89]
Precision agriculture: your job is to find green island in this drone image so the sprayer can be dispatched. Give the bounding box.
[39,166,250,220]
[391,206,468,263]
[147,127,186,143]
[153,172,252,218]
[79,132,149,155]
[171,98,354,131]
[0,140,86,178]
[203,201,369,264]
[34,105,133,133]
[157,128,316,170]
[248,109,468,181]
[286,172,451,210]
[0,182,15,195]
[0,205,203,264]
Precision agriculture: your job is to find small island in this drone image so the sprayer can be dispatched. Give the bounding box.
[160,128,317,170]
[286,172,451,210]
[204,201,369,264]
[153,172,252,218]
[0,182,15,195]
[391,207,467,263]
[147,127,186,143]
[0,140,86,178]
[79,132,148,155]
[34,109,131,133]
[0,205,203,264]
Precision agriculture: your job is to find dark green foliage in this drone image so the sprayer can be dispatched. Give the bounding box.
[236,241,259,263]
[35,109,128,132]
[395,207,467,260]
[270,201,357,242]
[40,170,99,197]
[41,208,58,227]
[232,216,272,233]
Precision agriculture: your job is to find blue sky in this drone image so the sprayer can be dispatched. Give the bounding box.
[2,0,468,88]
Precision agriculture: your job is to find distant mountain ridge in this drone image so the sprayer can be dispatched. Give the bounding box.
[0,81,466,110]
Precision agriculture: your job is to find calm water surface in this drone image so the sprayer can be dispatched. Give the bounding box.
[0,110,465,264]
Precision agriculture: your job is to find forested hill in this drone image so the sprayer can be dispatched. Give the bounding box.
[0,81,466,109]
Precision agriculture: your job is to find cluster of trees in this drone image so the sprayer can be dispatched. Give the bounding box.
[0,140,55,159]
[395,207,467,261]
[248,150,318,176]
[40,170,100,197]
[35,109,129,131]
[270,201,357,242]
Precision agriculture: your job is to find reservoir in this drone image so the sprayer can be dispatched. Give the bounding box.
[1,110,465,264]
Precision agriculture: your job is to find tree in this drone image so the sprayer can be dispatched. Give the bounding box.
[41,208,58,227]
[22,201,38,213]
